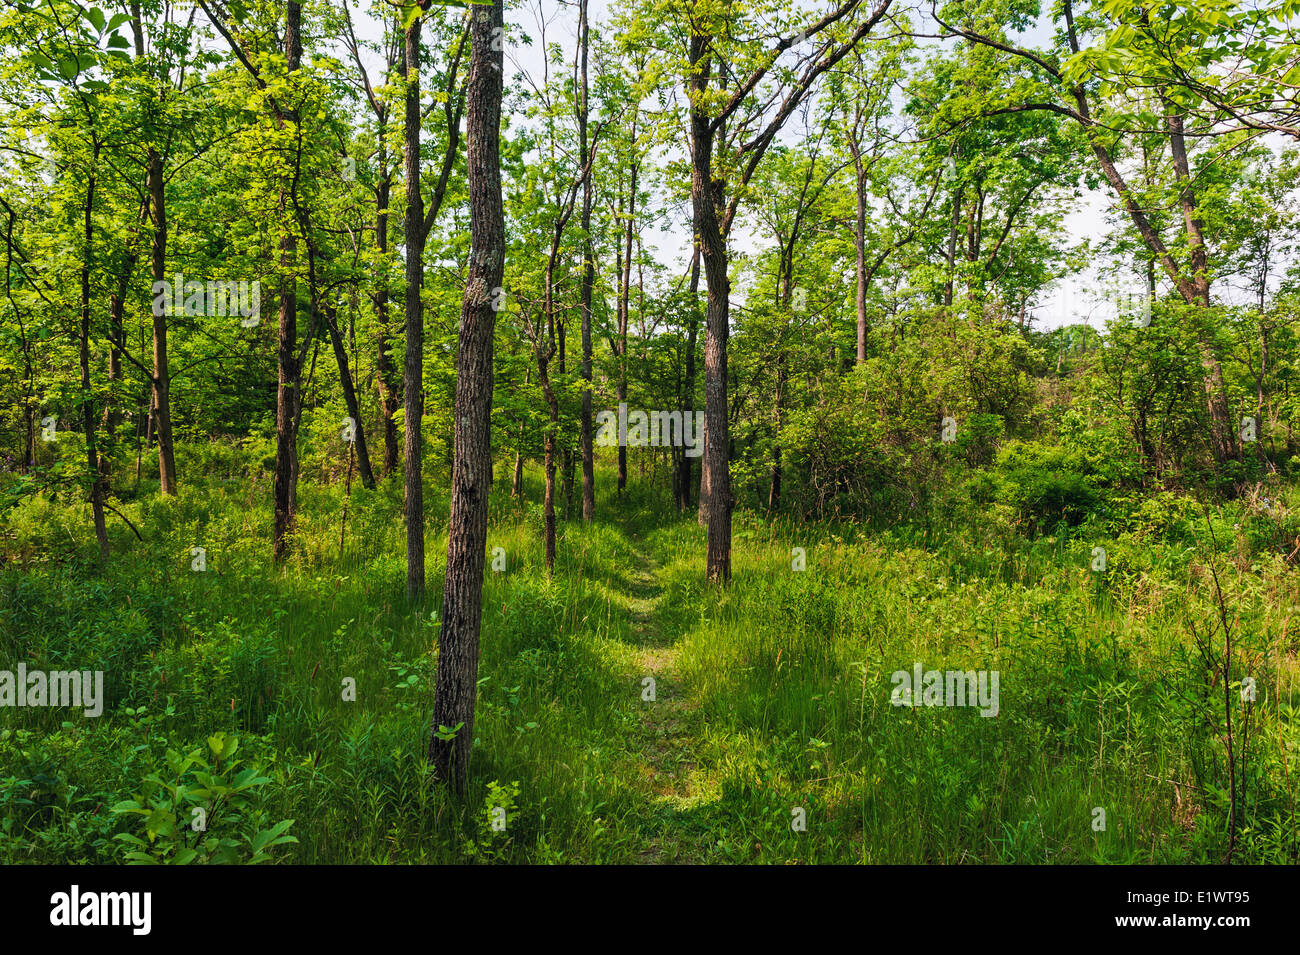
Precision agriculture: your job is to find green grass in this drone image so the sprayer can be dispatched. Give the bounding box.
[1,463,1298,863]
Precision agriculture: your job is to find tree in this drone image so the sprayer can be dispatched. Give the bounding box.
[399,2,468,599]
[683,0,894,581]
[578,0,596,521]
[932,0,1243,464]
[429,0,505,794]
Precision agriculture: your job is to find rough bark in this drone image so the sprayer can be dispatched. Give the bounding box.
[272,2,303,563]
[430,0,505,794]
[689,33,732,581]
[402,14,426,598]
[578,0,595,521]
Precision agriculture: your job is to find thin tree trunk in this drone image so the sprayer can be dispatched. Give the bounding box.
[272,2,303,562]
[430,0,505,794]
[850,115,868,363]
[324,304,375,488]
[103,266,129,483]
[80,152,109,560]
[542,386,558,568]
[678,241,700,511]
[147,148,177,496]
[374,170,401,475]
[513,365,529,497]
[402,14,426,598]
[616,147,636,494]
[1167,107,1235,464]
[578,0,595,521]
[768,357,785,512]
[558,323,573,519]
[539,257,560,568]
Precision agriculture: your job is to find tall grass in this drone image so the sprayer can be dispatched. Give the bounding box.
[1,464,1296,863]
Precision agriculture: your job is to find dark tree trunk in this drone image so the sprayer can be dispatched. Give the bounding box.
[374,171,401,475]
[689,34,731,581]
[768,354,786,512]
[324,305,375,488]
[616,148,636,494]
[542,388,558,568]
[147,148,177,496]
[513,366,529,498]
[538,260,560,570]
[402,15,426,598]
[272,1,303,563]
[578,0,595,521]
[558,324,573,519]
[677,242,700,511]
[102,251,132,483]
[430,0,505,794]
[80,155,109,561]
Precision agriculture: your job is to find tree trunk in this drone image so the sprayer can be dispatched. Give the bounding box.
[430,0,505,794]
[578,0,595,521]
[103,262,130,483]
[272,2,303,563]
[147,148,177,496]
[678,241,700,511]
[324,305,375,488]
[513,365,529,497]
[1167,108,1235,464]
[689,34,731,582]
[402,15,426,598]
[542,391,558,569]
[850,121,868,363]
[539,255,561,568]
[80,155,109,561]
[768,350,786,513]
[616,150,636,494]
[558,324,573,519]
[374,170,401,476]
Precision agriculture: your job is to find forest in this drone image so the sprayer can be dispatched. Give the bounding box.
[1,0,1299,867]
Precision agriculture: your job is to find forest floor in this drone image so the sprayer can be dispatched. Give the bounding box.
[1,466,1297,863]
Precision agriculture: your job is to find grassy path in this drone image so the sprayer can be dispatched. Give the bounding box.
[611,528,711,863]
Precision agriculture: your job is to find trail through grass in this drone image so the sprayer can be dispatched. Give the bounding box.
[2,468,1297,864]
[614,525,706,862]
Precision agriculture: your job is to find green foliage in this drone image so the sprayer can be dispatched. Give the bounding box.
[1,0,1299,869]
[110,732,297,865]
[990,440,1101,531]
